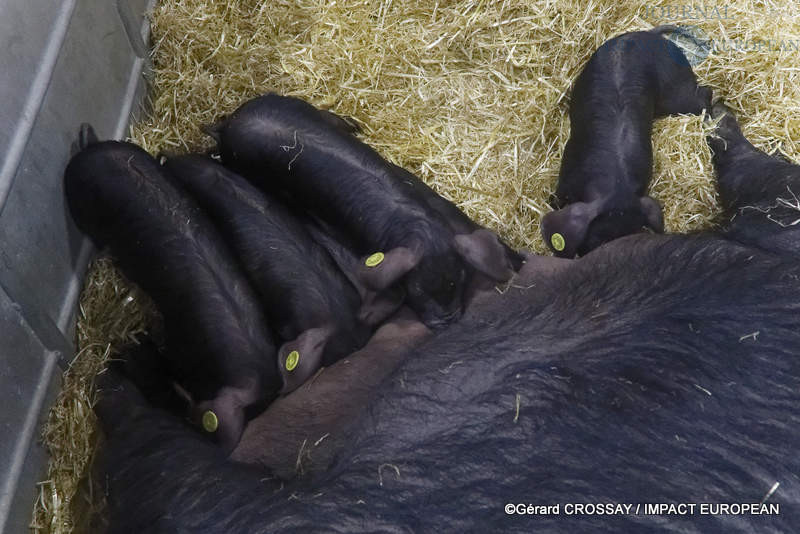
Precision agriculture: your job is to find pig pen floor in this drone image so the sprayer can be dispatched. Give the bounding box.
[30,0,800,532]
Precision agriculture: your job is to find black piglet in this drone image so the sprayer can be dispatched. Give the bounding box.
[542,26,713,258]
[205,94,521,328]
[64,126,278,453]
[163,155,378,390]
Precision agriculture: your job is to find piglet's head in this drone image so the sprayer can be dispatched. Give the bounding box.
[193,384,258,454]
[542,197,663,258]
[353,230,520,328]
[541,200,603,258]
[354,245,464,328]
[405,253,468,327]
[277,326,333,394]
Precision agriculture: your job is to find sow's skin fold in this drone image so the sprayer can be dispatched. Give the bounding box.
[231,306,432,480]
[64,126,278,453]
[163,154,374,393]
[542,26,713,258]
[206,93,522,328]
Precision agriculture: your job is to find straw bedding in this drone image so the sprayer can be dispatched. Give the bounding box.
[30,0,800,531]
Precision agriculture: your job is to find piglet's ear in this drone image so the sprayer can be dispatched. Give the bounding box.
[540,201,602,258]
[194,388,249,455]
[278,327,331,394]
[358,287,406,327]
[356,247,422,291]
[639,196,664,233]
[453,229,516,282]
[201,116,227,143]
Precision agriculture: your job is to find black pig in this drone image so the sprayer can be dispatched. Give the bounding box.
[97,229,800,532]
[542,26,713,258]
[299,215,407,326]
[163,154,374,391]
[206,94,520,327]
[65,127,278,452]
[707,100,800,257]
[95,101,800,532]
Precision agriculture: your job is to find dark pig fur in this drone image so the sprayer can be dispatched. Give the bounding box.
[97,231,800,532]
[163,154,373,392]
[94,102,800,533]
[64,127,277,452]
[707,100,800,257]
[207,93,520,328]
[542,26,713,258]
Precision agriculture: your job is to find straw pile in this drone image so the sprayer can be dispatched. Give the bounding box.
[30,0,800,531]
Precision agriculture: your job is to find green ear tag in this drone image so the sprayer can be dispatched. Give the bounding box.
[285,350,300,372]
[550,233,566,252]
[202,410,219,433]
[365,252,385,267]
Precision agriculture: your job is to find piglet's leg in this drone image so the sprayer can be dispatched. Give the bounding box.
[656,81,712,116]
[708,101,800,257]
[653,33,712,116]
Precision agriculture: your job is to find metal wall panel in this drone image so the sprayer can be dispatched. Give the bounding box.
[0,1,155,531]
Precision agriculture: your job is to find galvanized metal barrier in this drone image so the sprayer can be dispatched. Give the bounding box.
[0,1,154,531]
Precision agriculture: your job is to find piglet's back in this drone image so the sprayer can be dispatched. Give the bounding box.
[64,141,278,399]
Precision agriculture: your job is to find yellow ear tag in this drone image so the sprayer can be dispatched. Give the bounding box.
[202,410,218,433]
[550,233,566,252]
[365,252,385,267]
[285,350,300,372]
